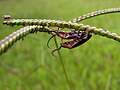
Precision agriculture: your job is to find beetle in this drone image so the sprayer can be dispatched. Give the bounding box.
[47,30,89,48]
[51,30,92,55]
[61,32,92,48]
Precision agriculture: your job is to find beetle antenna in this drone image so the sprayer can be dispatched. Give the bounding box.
[51,46,62,56]
[47,34,56,49]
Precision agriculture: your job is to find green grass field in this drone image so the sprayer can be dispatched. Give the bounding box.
[0,0,120,90]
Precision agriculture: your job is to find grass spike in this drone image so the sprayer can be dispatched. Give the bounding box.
[0,26,54,55]
[3,19,120,42]
[70,7,120,23]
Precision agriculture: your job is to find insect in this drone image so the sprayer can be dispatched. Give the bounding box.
[47,29,89,48]
[51,30,92,55]
[61,31,92,49]
[31,27,92,55]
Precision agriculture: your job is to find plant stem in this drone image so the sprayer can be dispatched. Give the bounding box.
[54,36,71,90]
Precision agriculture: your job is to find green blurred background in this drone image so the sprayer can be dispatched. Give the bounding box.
[0,0,120,90]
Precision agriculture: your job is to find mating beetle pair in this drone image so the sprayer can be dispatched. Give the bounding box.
[47,29,92,55]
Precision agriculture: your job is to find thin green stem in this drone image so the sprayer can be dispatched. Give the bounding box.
[54,36,71,90]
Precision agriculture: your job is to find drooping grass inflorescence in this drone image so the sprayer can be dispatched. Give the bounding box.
[50,7,120,49]
[1,8,120,90]
[1,7,120,55]
[3,19,120,42]
[70,8,120,23]
[0,26,54,55]
[50,8,120,53]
